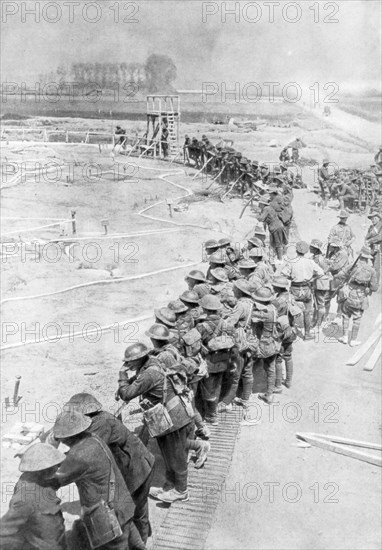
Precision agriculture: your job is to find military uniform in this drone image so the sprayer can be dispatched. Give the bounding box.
[257,204,287,260]
[365,214,382,281]
[88,411,154,544]
[282,250,324,338]
[118,358,193,496]
[328,221,355,257]
[54,433,137,550]
[340,258,378,344]
[312,251,332,327]
[272,288,297,389]
[0,475,67,550]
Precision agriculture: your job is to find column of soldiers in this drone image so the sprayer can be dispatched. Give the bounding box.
[1,191,380,549]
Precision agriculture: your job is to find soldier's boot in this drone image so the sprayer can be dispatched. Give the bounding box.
[283,357,293,389]
[258,393,274,405]
[316,309,326,330]
[194,441,211,469]
[304,314,314,340]
[349,319,362,347]
[338,317,349,345]
[274,358,283,393]
[157,488,189,503]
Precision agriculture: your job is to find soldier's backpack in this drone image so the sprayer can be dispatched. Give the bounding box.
[351,265,371,285]
[182,328,202,357]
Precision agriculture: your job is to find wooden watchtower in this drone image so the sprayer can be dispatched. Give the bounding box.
[146,95,180,158]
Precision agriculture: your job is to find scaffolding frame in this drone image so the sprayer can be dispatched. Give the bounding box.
[145,95,180,158]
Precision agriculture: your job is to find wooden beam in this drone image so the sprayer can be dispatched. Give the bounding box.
[346,324,381,366]
[296,433,382,467]
[300,432,382,451]
[363,337,381,372]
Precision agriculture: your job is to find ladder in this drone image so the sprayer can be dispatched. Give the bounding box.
[166,113,178,157]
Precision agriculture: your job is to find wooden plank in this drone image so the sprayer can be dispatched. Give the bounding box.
[363,337,381,372]
[346,324,381,366]
[302,432,382,451]
[296,433,382,467]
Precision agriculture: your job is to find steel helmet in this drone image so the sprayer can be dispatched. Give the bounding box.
[218,237,231,248]
[254,225,266,236]
[296,241,309,254]
[185,270,206,282]
[19,443,66,472]
[179,290,200,304]
[247,236,263,247]
[210,268,229,283]
[310,239,324,253]
[154,307,176,327]
[123,342,150,362]
[252,287,275,303]
[329,238,342,248]
[209,252,227,265]
[248,247,264,258]
[234,279,253,296]
[205,239,219,251]
[258,195,270,205]
[64,393,102,415]
[199,294,222,311]
[53,410,92,439]
[338,210,349,219]
[238,259,256,270]
[168,299,188,313]
[146,323,171,341]
[272,276,289,289]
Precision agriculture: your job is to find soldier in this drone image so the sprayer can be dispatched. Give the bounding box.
[318,159,331,208]
[327,238,350,317]
[246,235,264,253]
[310,239,332,329]
[0,444,67,550]
[206,250,229,280]
[52,411,141,549]
[146,323,181,368]
[219,279,256,411]
[196,294,234,425]
[114,125,127,150]
[336,179,358,211]
[117,343,196,503]
[204,239,220,260]
[279,147,290,163]
[281,241,324,340]
[257,195,287,261]
[328,211,355,258]
[272,276,298,390]
[338,246,379,346]
[64,393,155,545]
[365,211,382,282]
[237,259,258,283]
[183,135,191,164]
[248,248,273,285]
[184,270,211,298]
[179,289,205,322]
[154,306,177,329]
[208,267,236,312]
[168,299,194,336]
[252,287,281,404]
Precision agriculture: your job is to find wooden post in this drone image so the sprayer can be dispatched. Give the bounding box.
[101,219,109,235]
[13,376,21,405]
[166,198,173,218]
[71,210,77,235]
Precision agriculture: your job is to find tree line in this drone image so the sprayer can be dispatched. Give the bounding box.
[38,55,177,94]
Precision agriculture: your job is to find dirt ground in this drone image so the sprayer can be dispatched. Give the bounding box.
[1,106,381,549]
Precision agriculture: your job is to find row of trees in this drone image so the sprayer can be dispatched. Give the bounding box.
[38,55,177,93]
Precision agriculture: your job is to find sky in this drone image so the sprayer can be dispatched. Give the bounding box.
[1,0,381,91]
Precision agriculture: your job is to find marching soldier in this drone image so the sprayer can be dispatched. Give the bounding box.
[281,241,324,340]
[310,239,332,329]
[338,246,378,346]
[219,279,257,410]
[272,276,299,391]
[0,444,67,550]
[208,268,236,312]
[365,211,382,282]
[196,295,235,425]
[168,299,194,335]
[52,411,141,549]
[257,195,287,261]
[179,290,205,322]
[328,211,355,258]
[117,343,194,503]
[252,287,281,404]
[146,323,181,368]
